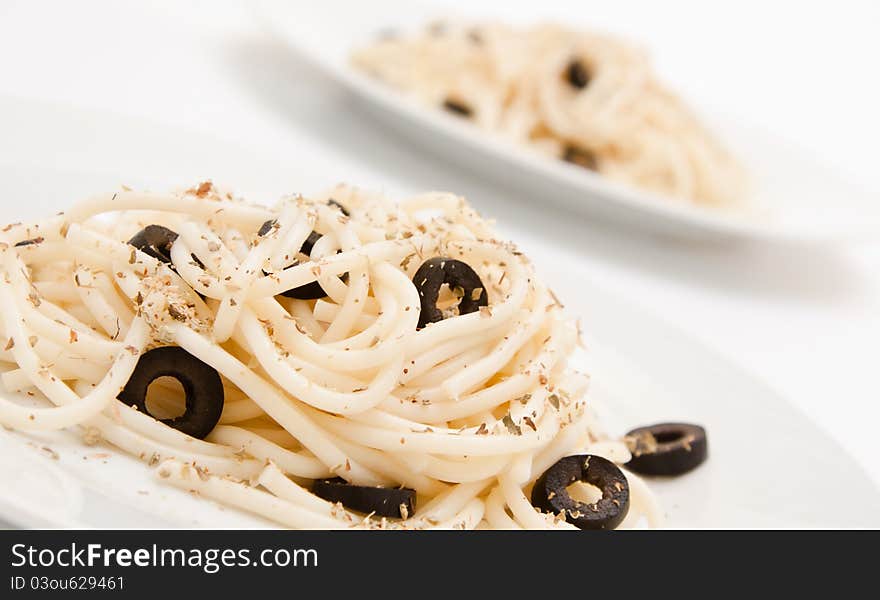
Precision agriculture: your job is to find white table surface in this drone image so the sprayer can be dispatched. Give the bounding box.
[1,0,878,489]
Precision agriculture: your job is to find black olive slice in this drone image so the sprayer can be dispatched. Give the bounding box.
[442,98,472,118]
[531,455,629,530]
[128,225,179,264]
[128,225,206,299]
[562,145,598,171]
[299,230,323,256]
[327,199,350,217]
[257,219,276,237]
[257,223,334,300]
[565,59,590,89]
[280,280,327,300]
[412,257,488,329]
[624,423,708,476]
[312,477,416,518]
[258,197,349,240]
[118,346,224,440]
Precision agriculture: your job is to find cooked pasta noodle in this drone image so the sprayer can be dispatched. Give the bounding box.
[0,182,661,529]
[352,22,747,206]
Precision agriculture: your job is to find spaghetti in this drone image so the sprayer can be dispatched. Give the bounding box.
[352,22,748,206]
[0,182,662,529]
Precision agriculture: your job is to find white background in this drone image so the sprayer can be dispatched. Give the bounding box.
[0,0,878,487]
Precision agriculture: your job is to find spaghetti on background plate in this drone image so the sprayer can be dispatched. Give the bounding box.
[0,183,705,529]
[353,21,748,207]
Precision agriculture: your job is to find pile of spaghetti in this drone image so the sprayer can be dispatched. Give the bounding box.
[0,182,660,529]
[353,22,747,206]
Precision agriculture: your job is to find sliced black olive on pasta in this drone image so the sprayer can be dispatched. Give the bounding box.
[327,198,350,217]
[624,423,708,476]
[258,196,349,237]
[442,98,473,118]
[127,225,206,299]
[128,224,179,264]
[562,145,598,171]
[257,218,345,301]
[565,59,591,89]
[127,224,206,290]
[312,477,416,518]
[281,278,329,300]
[299,230,323,256]
[531,454,630,530]
[412,257,488,329]
[257,219,276,237]
[117,346,224,440]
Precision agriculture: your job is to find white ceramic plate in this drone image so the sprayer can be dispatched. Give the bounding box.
[254,0,880,244]
[0,96,877,528]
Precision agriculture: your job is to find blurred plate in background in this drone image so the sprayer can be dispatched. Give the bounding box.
[255,0,880,244]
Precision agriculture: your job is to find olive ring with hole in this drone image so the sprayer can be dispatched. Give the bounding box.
[312,477,416,519]
[530,454,630,530]
[412,257,488,329]
[624,422,707,476]
[117,346,224,440]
